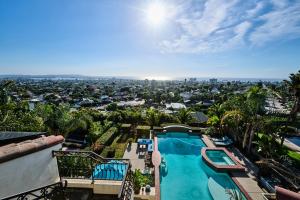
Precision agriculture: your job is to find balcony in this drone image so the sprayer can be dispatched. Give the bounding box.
[0,135,133,200]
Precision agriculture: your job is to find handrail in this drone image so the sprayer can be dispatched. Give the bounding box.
[53,150,130,181]
[2,182,65,200]
[53,150,133,200]
[53,150,130,163]
[117,163,133,200]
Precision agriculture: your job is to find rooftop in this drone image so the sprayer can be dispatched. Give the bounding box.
[0,135,64,163]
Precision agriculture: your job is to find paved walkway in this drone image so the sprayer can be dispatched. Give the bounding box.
[122,143,145,171]
[202,135,265,200]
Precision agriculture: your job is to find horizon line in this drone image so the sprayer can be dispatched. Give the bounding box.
[0,74,286,80]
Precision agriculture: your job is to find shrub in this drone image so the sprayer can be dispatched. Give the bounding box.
[96,127,118,146]
[136,125,150,138]
[106,147,115,158]
[121,123,131,133]
[205,127,215,135]
[133,169,153,194]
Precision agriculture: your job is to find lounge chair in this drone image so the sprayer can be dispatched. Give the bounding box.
[212,136,229,142]
[214,139,233,146]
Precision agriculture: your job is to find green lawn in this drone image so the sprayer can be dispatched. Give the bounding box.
[287,150,300,166]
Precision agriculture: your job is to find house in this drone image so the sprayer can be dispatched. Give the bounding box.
[180,92,192,101]
[0,134,132,200]
[190,112,209,126]
[166,103,186,110]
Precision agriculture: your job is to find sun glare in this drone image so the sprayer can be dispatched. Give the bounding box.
[144,76,171,80]
[146,1,166,27]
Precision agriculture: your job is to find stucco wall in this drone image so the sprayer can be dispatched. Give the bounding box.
[0,143,62,198]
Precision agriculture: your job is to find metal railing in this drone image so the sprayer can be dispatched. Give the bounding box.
[53,150,133,200]
[118,169,133,200]
[2,182,65,200]
[53,150,130,181]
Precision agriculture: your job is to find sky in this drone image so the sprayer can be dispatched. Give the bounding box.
[0,0,299,79]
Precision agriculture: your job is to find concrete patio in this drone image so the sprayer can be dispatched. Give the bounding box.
[122,143,145,171]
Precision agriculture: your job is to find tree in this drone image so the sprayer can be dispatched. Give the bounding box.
[66,112,93,138]
[88,122,104,149]
[0,80,14,126]
[284,70,300,122]
[176,108,193,124]
[145,108,159,130]
[221,110,244,142]
[42,104,72,135]
[0,80,14,105]
[244,86,267,153]
[207,115,221,135]
[106,103,118,111]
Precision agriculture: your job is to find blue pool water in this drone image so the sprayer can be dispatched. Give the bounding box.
[287,136,300,147]
[206,150,235,166]
[92,161,127,180]
[158,132,246,200]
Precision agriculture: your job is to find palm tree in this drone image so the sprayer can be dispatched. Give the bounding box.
[284,70,300,122]
[176,108,194,125]
[244,86,267,153]
[145,108,159,130]
[208,103,224,119]
[221,110,243,142]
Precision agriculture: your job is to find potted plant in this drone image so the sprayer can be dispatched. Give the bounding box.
[133,169,143,194]
[128,138,133,147]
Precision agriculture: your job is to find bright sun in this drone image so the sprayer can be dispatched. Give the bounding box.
[146,1,166,27]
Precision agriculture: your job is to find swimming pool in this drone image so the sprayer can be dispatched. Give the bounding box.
[158,132,246,200]
[287,136,300,147]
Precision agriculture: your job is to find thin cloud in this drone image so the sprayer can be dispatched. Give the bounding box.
[159,0,300,53]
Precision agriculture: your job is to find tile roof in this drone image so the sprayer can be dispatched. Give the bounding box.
[0,131,45,142]
[0,135,64,163]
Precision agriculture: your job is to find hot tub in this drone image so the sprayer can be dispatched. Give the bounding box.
[202,147,245,172]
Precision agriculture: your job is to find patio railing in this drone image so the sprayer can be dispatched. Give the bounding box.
[2,182,65,200]
[53,150,133,200]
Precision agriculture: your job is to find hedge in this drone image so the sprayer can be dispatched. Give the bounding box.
[121,124,132,133]
[136,125,150,138]
[96,127,118,146]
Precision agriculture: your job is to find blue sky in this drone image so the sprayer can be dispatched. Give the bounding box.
[0,0,299,79]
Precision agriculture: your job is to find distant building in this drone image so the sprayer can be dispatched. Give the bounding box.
[117,99,145,107]
[180,92,192,101]
[209,78,218,84]
[211,87,220,94]
[189,78,197,82]
[166,103,186,110]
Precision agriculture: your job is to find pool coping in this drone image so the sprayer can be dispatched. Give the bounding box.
[201,147,245,172]
[152,137,161,200]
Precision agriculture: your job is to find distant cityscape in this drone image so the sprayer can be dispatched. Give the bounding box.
[0,74,284,82]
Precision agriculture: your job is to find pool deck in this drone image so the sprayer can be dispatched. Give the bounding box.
[202,135,265,200]
[122,143,145,171]
[152,137,161,200]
